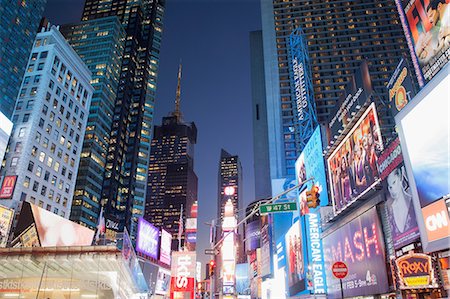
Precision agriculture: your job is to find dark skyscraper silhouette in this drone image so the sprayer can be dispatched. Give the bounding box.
[145,65,198,250]
[75,0,165,239]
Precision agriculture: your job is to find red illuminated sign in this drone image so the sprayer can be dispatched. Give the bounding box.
[0,176,17,199]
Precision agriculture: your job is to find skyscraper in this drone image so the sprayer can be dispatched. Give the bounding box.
[61,16,125,229]
[0,25,92,218]
[145,66,198,250]
[0,0,47,119]
[258,0,414,178]
[217,149,243,240]
[79,0,165,238]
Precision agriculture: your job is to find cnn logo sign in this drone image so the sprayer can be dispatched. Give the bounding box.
[422,199,450,242]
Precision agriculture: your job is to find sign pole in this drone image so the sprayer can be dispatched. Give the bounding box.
[340,278,344,299]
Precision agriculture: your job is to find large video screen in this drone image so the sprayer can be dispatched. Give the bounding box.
[30,204,94,246]
[0,205,13,247]
[327,103,383,214]
[396,67,450,208]
[160,229,172,265]
[396,0,450,84]
[284,220,305,296]
[136,218,159,259]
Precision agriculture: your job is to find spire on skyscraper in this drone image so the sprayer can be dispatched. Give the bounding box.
[171,62,183,121]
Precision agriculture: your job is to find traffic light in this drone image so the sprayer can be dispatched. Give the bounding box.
[306,185,320,209]
[209,260,216,277]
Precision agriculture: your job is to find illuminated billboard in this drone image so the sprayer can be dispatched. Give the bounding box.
[0,205,13,247]
[386,58,417,117]
[0,111,12,165]
[160,229,172,265]
[245,220,260,252]
[395,0,450,84]
[377,138,420,249]
[0,175,17,199]
[323,207,389,297]
[395,64,449,251]
[170,251,196,299]
[28,203,94,246]
[284,220,306,296]
[327,103,383,215]
[136,218,159,259]
[155,267,171,296]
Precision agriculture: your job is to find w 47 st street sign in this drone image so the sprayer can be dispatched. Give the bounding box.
[259,202,297,214]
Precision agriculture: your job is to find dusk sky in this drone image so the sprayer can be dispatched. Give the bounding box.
[44,0,262,269]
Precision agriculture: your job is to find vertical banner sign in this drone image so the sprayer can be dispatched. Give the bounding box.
[305,212,327,295]
[0,175,17,199]
[0,205,13,247]
[395,0,450,84]
[170,251,196,299]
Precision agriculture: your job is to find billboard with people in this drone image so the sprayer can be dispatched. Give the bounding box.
[327,103,384,215]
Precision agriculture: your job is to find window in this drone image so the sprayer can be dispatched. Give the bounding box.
[41,185,47,196]
[27,64,34,72]
[23,114,30,123]
[58,179,63,190]
[31,53,38,61]
[46,124,52,134]
[60,135,65,145]
[35,132,41,143]
[54,161,60,172]
[42,105,48,115]
[46,156,53,167]
[16,101,23,110]
[56,193,61,203]
[27,161,34,171]
[37,63,45,71]
[39,118,44,128]
[49,112,55,121]
[70,158,75,167]
[35,166,42,177]
[61,166,66,176]
[26,100,34,109]
[57,149,62,158]
[23,76,30,85]
[53,207,58,214]
[46,92,51,102]
[46,204,51,211]
[34,75,41,83]
[42,137,48,148]
[31,146,38,157]
[40,51,48,59]
[49,190,54,200]
[56,87,61,96]
[63,197,68,207]
[19,88,26,98]
[68,171,73,180]
[33,181,39,192]
[65,183,70,193]
[10,157,19,167]
[23,176,30,188]
[48,80,54,90]
[14,142,22,153]
[44,171,50,181]
[18,127,26,137]
[51,176,57,186]
[39,152,45,162]
[30,87,37,96]
[50,143,56,153]
[29,196,36,204]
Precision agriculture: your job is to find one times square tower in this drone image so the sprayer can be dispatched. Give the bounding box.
[145,66,198,250]
[81,0,165,239]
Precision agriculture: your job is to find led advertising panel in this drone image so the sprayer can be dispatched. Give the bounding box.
[170,251,196,299]
[323,207,389,297]
[235,263,250,295]
[386,58,417,117]
[160,229,172,265]
[395,0,450,84]
[327,61,373,140]
[378,138,420,249]
[0,204,13,247]
[296,127,329,213]
[155,267,171,296]
[396,67,449,209]
[284,220,306,296]
[327,103,383,215]
[245,220,260,252]
[271,178,300,242]
[0,175,17,199]
[260,215,273,278]
[30,203,94,246]
[0,111,12,165]
[136,218,159,259]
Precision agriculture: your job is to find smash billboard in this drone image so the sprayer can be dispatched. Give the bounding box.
[327,103,383,215]
[395,0,450,85]
[323,207,389,298]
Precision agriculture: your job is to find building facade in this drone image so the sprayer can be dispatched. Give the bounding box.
[259,0,414,178]
[144,67,198,250]
[79,0,165,239]
[0,0,47,119]
[216,149,243,240]
[61,16,125,229]
[0,26,93,219]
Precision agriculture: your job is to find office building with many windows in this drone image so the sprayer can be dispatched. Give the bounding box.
[79,0,165,239]
[61,16,125,229]
[0,0,47,119]
[0,26,92,219]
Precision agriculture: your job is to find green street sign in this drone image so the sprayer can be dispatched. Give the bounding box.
[259,202,297,214]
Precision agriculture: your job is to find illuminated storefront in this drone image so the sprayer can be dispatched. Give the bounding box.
[0,246,149,299]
